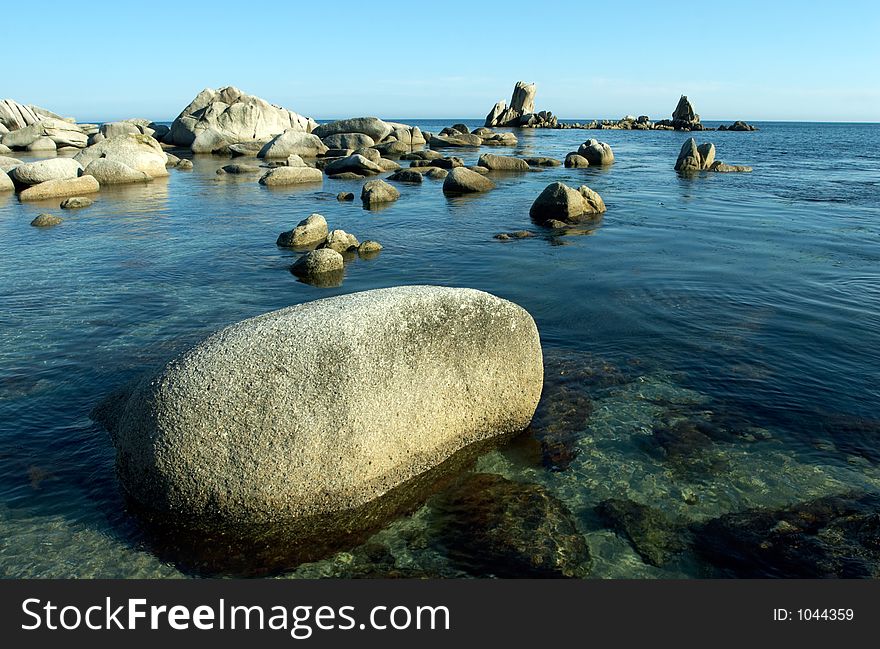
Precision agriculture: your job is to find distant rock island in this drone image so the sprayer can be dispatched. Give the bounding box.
[482,82,757,132]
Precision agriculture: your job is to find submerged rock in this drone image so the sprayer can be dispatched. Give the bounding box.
[60,196,93,209]
[30,213,63,227]
[387,169,423,184]
[93,287,543,548]
[429,472,591,578]
[693,493,880,578]
[336,192,355,201]
[597,498,690,567]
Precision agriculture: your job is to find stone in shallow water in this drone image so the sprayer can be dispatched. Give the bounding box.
[30,213,62,227]
[60,196,93,209]
[596,498,690,568]
[429,472,591,578]
[91,286,543,575]
[693,492,880,578]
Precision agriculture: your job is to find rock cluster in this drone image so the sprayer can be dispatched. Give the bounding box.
[719,121,758,132]
[674,138,752,173]
[484,81,558,128]
[430,124,517,148]
[564,139,614,167]
[277,213,382,284]
[165,86,318,152]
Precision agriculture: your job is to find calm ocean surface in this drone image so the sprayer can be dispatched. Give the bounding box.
[1,120,879,578]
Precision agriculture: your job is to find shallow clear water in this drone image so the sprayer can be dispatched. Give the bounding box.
[1,120,879,578]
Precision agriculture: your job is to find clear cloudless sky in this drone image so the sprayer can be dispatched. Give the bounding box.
[5,0,879,122]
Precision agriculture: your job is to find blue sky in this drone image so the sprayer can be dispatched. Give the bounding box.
[6,0,879,122]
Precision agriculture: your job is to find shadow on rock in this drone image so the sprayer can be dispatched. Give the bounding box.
[128,434,515,577]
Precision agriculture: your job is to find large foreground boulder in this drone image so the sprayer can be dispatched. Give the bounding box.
[166,86,317,149]
[94,286,544,533]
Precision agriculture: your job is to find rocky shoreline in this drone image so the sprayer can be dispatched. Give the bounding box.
[1,81,764,573]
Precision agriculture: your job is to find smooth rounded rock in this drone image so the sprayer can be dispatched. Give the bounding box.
[93,286,543,533]
[30,213,62,227]
[259,166,323,186]
[60,196,93,209]
[10,158,83,185]
[19,175,100,201]
[84,159,151,185]
[442,167,495,194]
[277,214,329,248]
[361,179,400,205]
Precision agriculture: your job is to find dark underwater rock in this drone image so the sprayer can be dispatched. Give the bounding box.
[693,492,880,578]
[429,472,591,578]
[596,498,690,567]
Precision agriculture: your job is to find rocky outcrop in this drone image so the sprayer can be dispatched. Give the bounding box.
[0,99,43,131]
[74,133,168,179]
[93,286,544,536]
[2,118,89,150]
[674,138,752,173]
[653,95,704,131]
[19,175,100,201]
[529,182,606,225]
[166,86,317,150]
[442,167,496,194]
[485,81,546,127]
[719,121,758,132]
